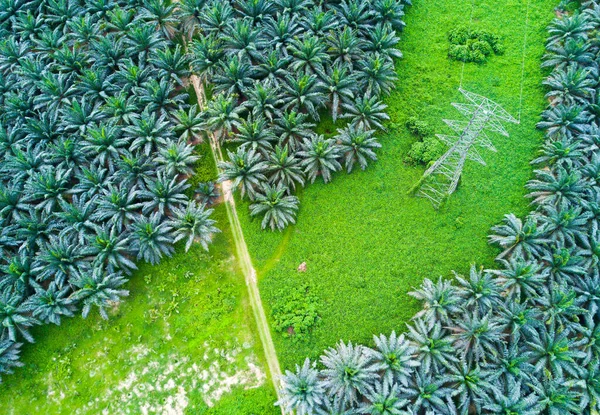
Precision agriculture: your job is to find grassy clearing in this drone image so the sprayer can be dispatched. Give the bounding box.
[238,0,557,368]
[0,156,278,414]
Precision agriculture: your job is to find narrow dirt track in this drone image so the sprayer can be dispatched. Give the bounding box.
[190,75,285,414]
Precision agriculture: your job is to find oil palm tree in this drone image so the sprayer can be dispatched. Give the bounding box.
[0,287,37,342]
[406,319,458,373]
[195,181,220,206]
[399,365,453,414]
[130,211,174,265]
[69,267,129,319]
[298,134,342,183]
[326,27,365,67]
[371,331,418,386]
[267,145,305,190]
[342,94,390,130]
[322,64,356,123]
[218,147,268,200]
[273,110,315,152]
[280,73,327,121]
[22,282,74,325]
[356,53,398,97]
[278,358,325,415]
[212,55,256,96]
[139,172,189,216]
[373,0,406,32]
[408,277,464,327]
[337,124,381,172]
[189,33,225,81]
[202,93,245,141]
[544,64,596,105]
[245,82,282,123]
[167,200,218,251]
[250,182,299,230]
[489,213,551,260]
[263,13,301,55]
[542,37,594,69]
[537,104,590,139]
[173,104,204,142]
[232,114,276,155]
[359,379,409,415]
[88,224,137,275]
[0,335,23,382]
[288,35,330,75]
[154,140,199,176]
[320,341,381,406]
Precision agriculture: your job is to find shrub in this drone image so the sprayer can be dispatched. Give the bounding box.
[404,117,445,165]
[448,27,503,63]
[272,284,319,341]
[405,116,433,138]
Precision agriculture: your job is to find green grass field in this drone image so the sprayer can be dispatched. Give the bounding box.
[0,148,279,415]
[238,0,557,368]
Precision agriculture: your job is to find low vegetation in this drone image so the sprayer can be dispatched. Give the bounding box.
[277,1,600,413]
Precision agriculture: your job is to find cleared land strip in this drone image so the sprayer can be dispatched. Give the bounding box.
[190,75,285,413]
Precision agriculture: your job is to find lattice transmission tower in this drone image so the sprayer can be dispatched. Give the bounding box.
[410,88,519,209]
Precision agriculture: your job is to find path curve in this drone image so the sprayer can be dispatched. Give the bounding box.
[190,76,285,414]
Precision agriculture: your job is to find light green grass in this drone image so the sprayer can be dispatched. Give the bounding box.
[0,159,279,414]
[238,0,557,368]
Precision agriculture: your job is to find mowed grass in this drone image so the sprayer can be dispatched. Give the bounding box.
[238,0,557,368]
[0,148,279,414]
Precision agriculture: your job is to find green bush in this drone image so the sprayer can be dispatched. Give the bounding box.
[405,116,433,138]
[272,284,320,341]
[448,27,503,63]
[404,117,445,166]
[405,136,446,166]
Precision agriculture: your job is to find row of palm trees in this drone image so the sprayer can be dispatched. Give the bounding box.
[0,0,220,378]
[277,1,600,414]
[184,0,410,230]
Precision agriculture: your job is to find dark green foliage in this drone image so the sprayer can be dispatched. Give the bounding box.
[404,136,446,166]
[192,0,408,229]
[404,117,445,166]
[0,0,219,378]
[448,26,503,63]
[272,283,320,341]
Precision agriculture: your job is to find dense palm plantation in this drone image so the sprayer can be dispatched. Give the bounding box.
[188,0,411,230]
[0,0,219,378]
[277,1,600,413]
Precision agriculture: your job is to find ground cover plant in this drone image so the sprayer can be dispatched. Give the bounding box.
[188,0,411,230]
[0,0,218,380]
[277,0,600,413]
[239,0,556,369]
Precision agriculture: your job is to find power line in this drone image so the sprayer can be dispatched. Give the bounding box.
[410,89,518,209]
